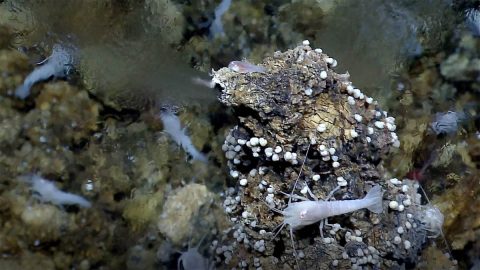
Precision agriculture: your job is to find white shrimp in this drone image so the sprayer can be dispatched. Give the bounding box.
[177,239,214,270]
[159,110,208,163]
[15,44,73,99]
[268,144,384,268]
[279,185,383,230]
[228,61,266,74]
[21,174,91,208]
[270,184,383,269]
[272,185,383,239]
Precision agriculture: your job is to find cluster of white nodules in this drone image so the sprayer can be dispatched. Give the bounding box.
[346,85,374,104]
[223,131,300,189]
[237,260,248,269]
[246,136,268,158]
[301,40,333,96]
[223,187,240,216]
[388,211,418,252]
[222,132,270,163]
[230,169,260,188]
[258,179,274,192]
[265,145,298,164]
[325,56,338,68]
[386,179,424,251]
[241,210,257,229]
[313,124,340,168]
[344,83,400,149]
[222,133,242,161]
[283,150,298,165]
[373,115,400,148]
[322,236,335,244]
[393,235,412,251]
[302,39,337,68]
[318,144,340,169]
[213,240,235,265]
[387,178,415,213]
[233,226,251,245]
[344,87,368,141]
[345,229,364,243]
[253,240,266,253]
[258,179,277,208]
[341,245,381,269]
[253,257,263,270]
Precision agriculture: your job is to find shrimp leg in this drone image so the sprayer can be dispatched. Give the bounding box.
[319,186,341,239]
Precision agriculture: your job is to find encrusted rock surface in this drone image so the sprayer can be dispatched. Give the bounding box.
[211,43,440,269]
[158,183,215,246]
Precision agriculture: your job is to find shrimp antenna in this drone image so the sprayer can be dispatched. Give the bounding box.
[272,222,286,239]
[290,227,300,270]
[290,143,311,204]
[288,143,311,270]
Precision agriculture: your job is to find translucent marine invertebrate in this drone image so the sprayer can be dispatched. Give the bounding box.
[275,185,383,232]
[228,61,266,74]
[15,44,74,99]
[177,239,214,270]
[21,174,91,208]
[209,0,232,38]
[419,205,445,238]
[159,109,207,162]
[465,8,480,36]
[272,179,383,268]
[430,111,464,135]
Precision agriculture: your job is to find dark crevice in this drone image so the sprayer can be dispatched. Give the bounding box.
[232,104,263,122]
[208,105,236,133]
[113,191,127,202]
[85,91,141,123]
[273,239,285,258]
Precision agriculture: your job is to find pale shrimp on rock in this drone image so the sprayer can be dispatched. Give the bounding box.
[269,183,383,268]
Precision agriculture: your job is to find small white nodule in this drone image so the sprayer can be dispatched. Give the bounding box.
[320,71,328,79]
[317,123,327,132]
